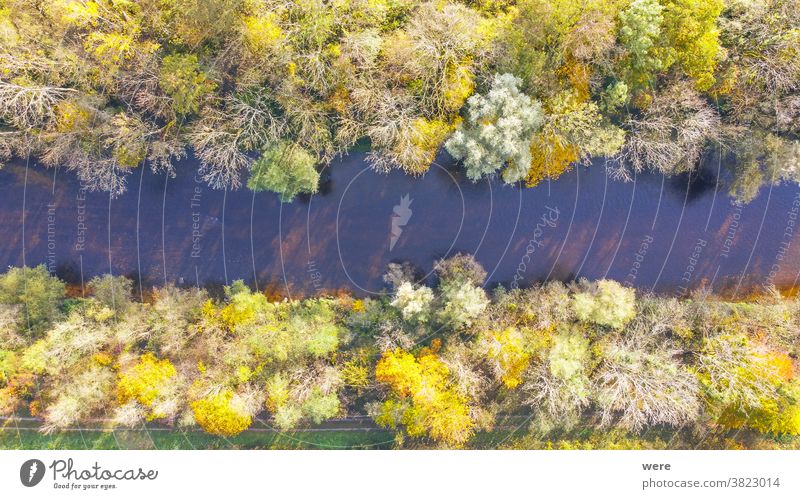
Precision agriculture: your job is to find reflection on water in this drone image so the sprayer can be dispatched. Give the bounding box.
[1,152,799,299]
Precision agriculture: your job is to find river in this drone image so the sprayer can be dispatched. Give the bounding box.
[2,152,799,299]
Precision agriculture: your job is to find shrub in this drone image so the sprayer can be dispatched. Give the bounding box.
[445,73,544,183]
[247,140,319,202]
[572,280,636,330]
[0,266,65,337]
[191,390,253,437]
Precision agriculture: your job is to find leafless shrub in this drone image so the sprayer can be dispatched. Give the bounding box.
[522,360,590,431]
[441,342,490,400]
[593,334,699,431]
[0,81,74,129]
[188,90,288,190]
[190,120,252,190]
[116,56,175,120]
[611,82,722,180]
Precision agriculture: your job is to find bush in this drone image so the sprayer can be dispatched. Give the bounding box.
[445,73,544,183]
[0,266,65,337]
[247,140,320,202]
[191,390,253,437]
[572,280,636,330]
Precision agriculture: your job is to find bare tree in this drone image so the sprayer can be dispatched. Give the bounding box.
[0,80,75,130]
[611,81,722,180]
[593,333,699,431]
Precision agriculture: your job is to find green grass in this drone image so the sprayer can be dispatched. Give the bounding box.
[0,428,396,450]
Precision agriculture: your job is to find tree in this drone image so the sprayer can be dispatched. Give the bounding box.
[618,0,665,89]
[477,327,531,389]
[247,140,320,202]
[265,368,342,429]
[374,347,474,446]
[191,389,253,437]
[658,0,724,91]
[88,274,133,317]
[158,54,216,116]
[523,330,591,430]
[117,353,178,422]
[391,282,434,322]
[437,282,489,329]
[571,279,636,330]
[445,73,544,183]
[431,253,490,328]
[593,334,699,430]
[611,81,721,180]
[697,332,798,434]
[42,366,115,433]
[0,266,65,337]
[434,253,487,287]
[527,90,625,186]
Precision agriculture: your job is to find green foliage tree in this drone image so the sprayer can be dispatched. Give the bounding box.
[88,274,133,316]
[571,279,636,330]
[247,141,320,202]
[159,54,216,116]
[0,266,65,337]
[618,0,665,89]
[523,330,592,430]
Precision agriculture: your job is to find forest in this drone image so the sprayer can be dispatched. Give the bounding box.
[1,257,798,449]
[0,0,798,202]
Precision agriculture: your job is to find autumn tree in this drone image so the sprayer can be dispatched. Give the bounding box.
[373,347,475,446]
[0,266,65,338]
[445,73,544,183]
[571,279,636,330]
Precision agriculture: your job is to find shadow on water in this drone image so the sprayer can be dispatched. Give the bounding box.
[666,159,721,205]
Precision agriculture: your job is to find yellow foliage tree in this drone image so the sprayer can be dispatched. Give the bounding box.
[480,328,531,389]
[526,131,580,187]
[117,353,176,419]
[191,389,252,437]
[375,348,474,446]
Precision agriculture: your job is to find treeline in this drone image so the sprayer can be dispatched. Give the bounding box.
[0,1,799,201]
[1,257,799,449]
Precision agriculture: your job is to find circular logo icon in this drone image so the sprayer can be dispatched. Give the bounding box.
[20,459,45,487]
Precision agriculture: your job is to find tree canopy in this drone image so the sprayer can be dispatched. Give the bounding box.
[0,0,797,200]
[1,259,799,448]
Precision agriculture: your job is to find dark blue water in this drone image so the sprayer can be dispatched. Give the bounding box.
[2,153,799,299]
